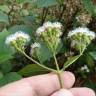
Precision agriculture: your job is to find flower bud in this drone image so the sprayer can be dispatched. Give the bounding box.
[81,65,90,73]
[30,42,40,57]
[36,21,62,53]
[5,31,30,50]
[68,27,96,53]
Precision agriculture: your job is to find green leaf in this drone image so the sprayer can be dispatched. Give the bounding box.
[8,25,33,36]
[0,11,9,24]
[85,53,94,68]
[82,0,96,16]
[0,72,22,86]
[0,54,13,63]
[35,0,58,8]
[36,42,52,63]
[0,62,12,73]
[63,55,81,69]
[16,0,33,4]
[18,64,49,76]
[0,5,10,13]
[89,52,96,60]
[0,29,15,63]
[0,72,3,80]
[16,0,25,3]
[84,80,96,91]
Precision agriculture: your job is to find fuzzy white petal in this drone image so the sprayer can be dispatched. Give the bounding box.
[88,31,96,38]
[5,31,30,45]
[14,31,30,41]
[68,27,96,38]
[30,42,40,55]
[53,22,62,29]
[5,34,16,44]
[43,21,53,28]
[36,21,62,37]
[81,65,90,72]
[31,42,40,49]
[36,26,45,36]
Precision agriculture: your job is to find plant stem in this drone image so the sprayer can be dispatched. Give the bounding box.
[22,52,56,72]
[53,54,60,71]
[41,7,48,25]
[57,71,64,88]
[53,54,64,88]
[58,5,65,21]
[14,44,56,73]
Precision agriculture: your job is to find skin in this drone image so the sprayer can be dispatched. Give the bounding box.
[0,71,95,96]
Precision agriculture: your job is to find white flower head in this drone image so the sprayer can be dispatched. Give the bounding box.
[68,27,95,52]
[88,31,96,39]
[36,21,62,37]
[31,42,40,49]
[68,27,89,37]
[36,26,45,36]
[35,21,63,53]
[30,42,40,55]
[14,31,30,41]
[5,31,30,45]
[43,21,62,29]
[68,27,96,39]
[43,21,53,28]
[5,34,17,45]
[53,22,62,29]
[81,65,90,72]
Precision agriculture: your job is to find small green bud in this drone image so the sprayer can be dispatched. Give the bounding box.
[5,31,30,51]
[68,27,96,53]
[36,21,62,53]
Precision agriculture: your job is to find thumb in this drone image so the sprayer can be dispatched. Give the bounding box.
[51,89,73,96]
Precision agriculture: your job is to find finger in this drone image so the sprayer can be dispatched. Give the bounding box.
[0,79,37,96]
[70,87,95,96]
[0,71,75,96]
[25,71,75,96]
[51,89,73,96]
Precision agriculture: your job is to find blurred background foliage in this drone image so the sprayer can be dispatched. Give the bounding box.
[0,0,96,92]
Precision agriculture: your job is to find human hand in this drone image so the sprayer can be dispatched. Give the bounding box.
[0,71,95,96]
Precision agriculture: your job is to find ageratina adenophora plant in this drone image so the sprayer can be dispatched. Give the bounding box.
[5,22,96,88]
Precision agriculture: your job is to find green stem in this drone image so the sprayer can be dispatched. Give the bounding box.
[57,70,64,88]
[81,45,86,55]
[53,54,64,88]
[14,44,56,73]
[61,47,86,71]
[22,52,56,72]
[53,54,60,71]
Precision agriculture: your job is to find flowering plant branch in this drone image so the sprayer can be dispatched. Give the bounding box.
[14,43,56,73]
[5,22,96,89]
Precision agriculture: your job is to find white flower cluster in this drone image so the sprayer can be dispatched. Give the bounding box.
[5,31,30,45]
[81,65,90,72]
[36,21,62,36]
[31,42,40,49]
[68,27,96,52]
[30,42,40,55]
[68,27,96,39]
